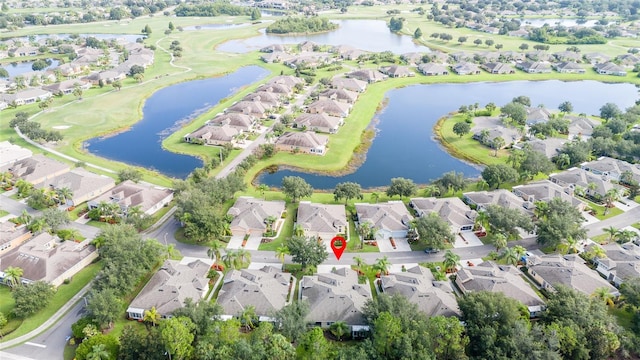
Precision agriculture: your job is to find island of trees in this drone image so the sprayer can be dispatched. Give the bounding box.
[266,17,338,34]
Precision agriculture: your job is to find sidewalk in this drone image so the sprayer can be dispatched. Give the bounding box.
[0,282,92,350]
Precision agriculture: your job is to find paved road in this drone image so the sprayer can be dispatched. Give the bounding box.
[585,206,640,237]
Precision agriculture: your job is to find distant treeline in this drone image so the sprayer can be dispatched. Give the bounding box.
[175,2,253,17]
[266,17,338,34]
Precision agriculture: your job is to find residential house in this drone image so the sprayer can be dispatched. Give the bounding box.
[566,115,600,140]
[0,142,32,167]
[0,154,70,186]
[284,52,332,69]
[471,116,520,148]
[184,124,239,146]
[43,79,91,95]
[84,70,126,85]
[380,265,460,317]
[256,83,293,96]
[10,46,38,57]
[455,262,546,317]
[410,197,477,233]
[528,254,619,296]
[549,167,623,199]
[553,62,585,74]
[615,54,640,68]
[318,88,358,104]
[297,201,347,241]
[0,222,31,255]
[594,62,626,76]
[207,113,256,133]
[452,62,481,75]
[260,44,288,53]
[346,69,387,83]
[526,50,551,62]
[268,75,304,88]
[38,168,115,207]
[261,51,293,64]
[243,91,281,110]
[293,113,343,134]
[400,52,424,65]
[583,52,611,64]
[379,65,414,78]
[56,63,87,77]
[331,77,367,92]
[355,201,413,239]
[450,52,472,62]
[512,180,586,211]
[553,51,581,62]
[499,51,525,62]
[331,45,366,60]
[417,63,449,76]
[513,138,565,159]
[594,242,640,287]
[298,41,317,52]
[300,267,372,337]
[508,28,530,37]
[126,258,212,320]
[88,180,173,216]
[475,52,500,63]
[226,100,267,119]
[0,88,52,106]
[525,107,552,125]
[0,233,97,287]
[227,197,286,235]
[581,157,640,184]
[218,266,293,320]
[275,131,328,155]
[306,99,350,118]
[516,61,552,73]
[463,189,530,214]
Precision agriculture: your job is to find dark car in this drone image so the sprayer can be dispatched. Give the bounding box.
[424,248,440,254]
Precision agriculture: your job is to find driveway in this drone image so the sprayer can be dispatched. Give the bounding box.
[243,234,263,250]
[227,234,245,249]
[453,232,484,248]
[377,237,411,252]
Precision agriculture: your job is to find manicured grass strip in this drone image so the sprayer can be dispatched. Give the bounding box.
[259,202,297,251]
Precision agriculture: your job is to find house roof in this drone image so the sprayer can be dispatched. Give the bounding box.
[553,61,584,71]
[227,197,285,233]
[456,262,546,308]
[594,62,626,73]
[218,266,292,317]
[528,254,618,296]
[0,154,70,185]
[381,265,460,317]
[0,233,96,283]
[483,62,514,73]
[256,83,292,95]
[379,65,413,77]
[268,75,304,88]
[297,201,347,235]
[566,116,599,138]
[243,91,281,108]
[275,131,328,149]
[452,62,481,74]
[355,201,413,233]
[526,107,552,124]
[0,222,30,247]
[37,168,115,204]
[189,124,239,142]
[598,242,640,282]
[43,79,90,93]
[318,88,358,103]
[306,99,350,116]
[0,141,32,167]
[331,77,367,92]
[418,62,449,74]
[581,157,640,183]
[512,180,585,209]
[208,113,254,131]
[516,138,565,158]
[463,190,529,213]
[227,101,267,117]
[90,180,173,214]
[128,259,211,316]
[293,113,342,131]
[301,267,372,325]
[517,61,551,71]
[410,197,476,230]
[347,69,387,82]
[549,168,620,196]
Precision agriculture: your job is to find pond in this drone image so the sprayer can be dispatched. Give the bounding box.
[257,80,639,190]
[3,59,60,77]
[85,65,270,179]
[217,19,432,54]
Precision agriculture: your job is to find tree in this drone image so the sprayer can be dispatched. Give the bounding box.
[491,136,505,156]
[75,334,119,360]
[117,168,142,183]
[519,43,529,50]
[386,177,417,198]
[536,198,587,249]
[485,204,534,239]
[426,315,469,360]
[458,36,468,44]
[112,81,122,91]
[275,245,289,267]
[40,207,70,231]
[591,287,615,308]
[129,65,145,76]
[258,184,269,199]
[207,241,222,264]
[168,21,175,31]
[281,176,313,202]
[374,256,391,275]
[0,67,8,78]
[297,327,333,359]
[240,305,257,331]
[414,27,422,39]
[500,246,520,265]
[142,24,152,35]
[333,182,363,204]
[87,289,122,330]
[518,150,555,177]
[160,316,195,360]
[512,96,531,107]
[4,266,23,287]
[492,232,508,251]
[371,311,402,358]
[143,306,161,327]
[12,281,56,317]
[434,171,466,194]
[250,8,261,20]
[473,38,483,46]
[558,101,573,113]
[415,212,455,250]
[485,39,494,47]
[86,344,110,360]
[603,226,619,243]
[273,301,310,343]
[286,236,328,272]
[501,101,527,125]
[599,102,621,120]
[443,250,460,272]
[481,164,519,188]
[452,121,471,137]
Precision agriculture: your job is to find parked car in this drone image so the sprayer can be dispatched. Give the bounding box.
[424,248,440,254]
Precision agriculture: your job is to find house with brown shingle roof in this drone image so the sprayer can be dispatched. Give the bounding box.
[218,266,293,320]
[318,88,358,104]
[463,189,530,214]
[207,113,256,133]
[306,99,350,118]
[355,201,413,239]
[379,65,415,78]
[297,201,347,241]
[381,265,460,317]
[126,258,212,320]
[37,168,116,207]
[227,197,285,235]
[275,131,328,155]
[88,180,173,216]
[331,77,367,92]
[243,91,282,110]
[549,167,623,199]
[580,156,640,184]
[0,154,70,186]
[184,124,239,145]
[293,113,343,134]
[347,69,387,83]
[512,180,586,212]
[455,261,546,317]
[226,100,267,118]
[410,197,477,233]
[0,221,31,255]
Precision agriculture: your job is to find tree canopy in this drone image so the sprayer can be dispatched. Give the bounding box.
[386,177,417,198]
[286,235,328,272]
[415,213,455,249]
[281,176,313,202]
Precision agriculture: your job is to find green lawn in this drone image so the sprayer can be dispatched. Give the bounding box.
[582,199,624,220]
[0,209,9,217]
[259,202,297,251]
[1,261,102,341]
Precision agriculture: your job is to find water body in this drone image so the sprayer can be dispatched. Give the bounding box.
[3,59,60,77]
[258,80,638,189]
[85,66,269,179]
[522,18,598,27]
[217,20,431,54]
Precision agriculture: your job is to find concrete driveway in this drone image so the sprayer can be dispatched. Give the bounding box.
[454,232,484,248]
[227,234,245,249]
[377,237,411,252]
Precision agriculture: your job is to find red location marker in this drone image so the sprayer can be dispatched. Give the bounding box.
[330,236,346,260]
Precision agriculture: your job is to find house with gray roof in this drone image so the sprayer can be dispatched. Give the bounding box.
[549,167,623,199]
[463,189,530,214]
[566,115,600,140]
[297,201,347,241]
[553,61,585,73]
[331,77,367,92]
[306,99,350,118]
[516,61,552,73]
[243,91,282,110]
[594,62,626,76]
[0,222,31,255]
[293,113,343,134]
[260,51,292,64]
[553,51,581,62]
[583,52,611,64]
[580,156,640,184]
[300,267,372,336]
[0,233,97,287]
[84,70,126,85]
[184,124,239,145]
[471,116,520,148]
[513,138,565,159]
[528,254,619,296]
[318,88,358,104]
[268,75,304,88]
[615,53,640,68]
[452,62,481,75]
[0,88,52,106]
[379,65,415,78]
[275,131,328,155]
[594,242,640,287]
[260,44,288,53]
[526,107,552,125]
[0,154,70,186]
[43,79,91,95]
[227,197,285,235]
[380,265,460,317]
[0,142,32,167]
[88,180,173,216]
[226,100,267,119]
[126,258,212,320]
[207,113,256,133]
[400,52,424,65]
[410,197,477,233]
[355,201,413,239]
[526,50,551,61]
[417,62,449,76]
[256,83,293,96]
[455,262,546,317]
[332,45,367,60]
[347,69,387,83]
[218,266,292,320]
[512,180,586,212]
[482,62,515,74]
[37,168,116,207]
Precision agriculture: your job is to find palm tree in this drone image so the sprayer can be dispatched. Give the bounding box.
[591,287,615,308]
[293,224,305,237]
[353,256,366,274]
[475,211,489,231]
[603,189,621,215]
[616,229,637,244]
[165,244,177,259]
[55,187,73,206]
[127,205,143,219]
[275,245,289,268]
[374,256,391,276]
[235,248,251,268]
[87,344,110,360]
[329,321,350,341]
[13,179,31,198]
[559,236,580,254]
[222,250,238,269]
[207,242,223,264]
[143,306,161,327]
[0,171,13,187]
[501,247,519,266]
[4,266,23,287]
[422,185,441,197]
[573,185,586,198]
[584,245,606,262]
[507,149,525,169]
[513,245,527,260]
[16,209,32,225]
[28,217,46,234]
[603,226,619,243]
[533,201,550,220]
[475,179,489,191]
[492,233,507,251]
[555,153,571,170]
[257,184,269,200]
[492,137,505,156]
[265,216,277,234]
[240,306,257,331]
[371,192,379,203]
[443,250,460,273]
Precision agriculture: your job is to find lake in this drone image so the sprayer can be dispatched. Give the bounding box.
[217,20,432,54]
[257,80,639,189]
[3,59,60,77]
[85,66,269,179]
